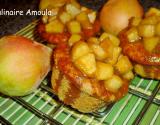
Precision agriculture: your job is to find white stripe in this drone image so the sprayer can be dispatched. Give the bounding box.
[34,119,43,125]
[61,111,73,124]
[99,106,113,124]
[23,98,52,125]
[35,104,57,125]
[0,99,9,107]
[1,89,40,116]
[110,79,144,125]
[35,119,43,125]
[123,80,153,125]
[46,105,57,115]
[53,107,65,119]
[0,102,17,115]
[6,89,41,120]
[150,107,160,125]
[12,91,47,124]
[72,114,83,125]
[86,116,94,125]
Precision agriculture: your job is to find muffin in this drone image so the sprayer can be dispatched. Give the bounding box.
[37,0,100,44]
[119,8,160,79]
[51,32,134,112]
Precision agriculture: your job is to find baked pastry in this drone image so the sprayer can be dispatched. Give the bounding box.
[51,32,134,112]
[119,8,160,79]
[37,0,100,44]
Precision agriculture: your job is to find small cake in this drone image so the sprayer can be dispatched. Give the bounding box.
[119,8,160,79]
[37,0,100,44]
[51,32,134,112]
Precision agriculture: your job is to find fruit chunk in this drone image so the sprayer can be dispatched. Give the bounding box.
[65,3,80,18]
[134,64,146,77]
[76,11,92,29]
[126,27,140,42]
[88,43,108,60]
[104,75,123,93]
[0,36,52,96]
[138,24,155,37]
[143,37,159,52]
[100,39,114,58]
[145,8,160,17]
[39,0,67,10]
[123,71,134,80]
[95,62,113,80]
[74,53,96,76]
[99,33,120,46]
[45,19,64,33]
[115,56,133,74]
[67,20,81,34]
[140,16,158,25]
[87,37,99,44]
[106,47,122,65]
[71,41,90,61]
[68,34,81,46]
[59,11,72,24]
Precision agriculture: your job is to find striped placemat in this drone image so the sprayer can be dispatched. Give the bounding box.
[0,20,159,125]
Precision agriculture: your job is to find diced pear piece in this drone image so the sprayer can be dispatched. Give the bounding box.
[115,56,133,74]
[106,47,122,65]
[134,64,146,77]
[138,24,155,38]
[126,27,140,42]
[76,11,92,29]
[87,37,100,44]
[59,11,72,24]
[67,20,81,34]
[45,19,64,33]
[123,71,134,80]
[88,43,108,60]
[74,53,96,76]
[143,37,159,52]
[65,3,80,18]
[71,41,90,61]
[100,39,114,58]
[39,0,67,10]
[104,75,123,93]
[95,62,113,80]
[70,0,81,9]
[68,34,81,46]
[88,11,97,23]
[99,32,120,46]
[145,8,160,17]
[140,16,158,25]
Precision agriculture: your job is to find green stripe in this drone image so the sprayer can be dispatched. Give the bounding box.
[140,104,159,125]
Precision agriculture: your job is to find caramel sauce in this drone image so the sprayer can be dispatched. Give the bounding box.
[143,65,160,79]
